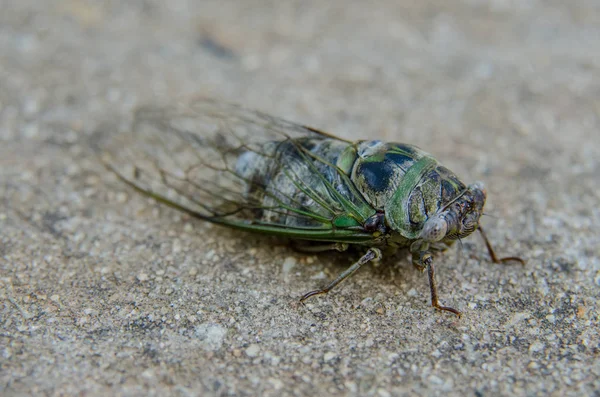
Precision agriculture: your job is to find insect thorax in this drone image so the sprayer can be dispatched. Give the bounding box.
[351,141,467,239]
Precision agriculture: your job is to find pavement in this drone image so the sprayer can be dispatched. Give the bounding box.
[1,1,598,396]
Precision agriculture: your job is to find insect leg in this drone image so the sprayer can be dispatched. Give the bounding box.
[291,242,349,253]
[300,248,381,301]
[411,244,461,317]
[478,226,525,265]
[423,253,462,317]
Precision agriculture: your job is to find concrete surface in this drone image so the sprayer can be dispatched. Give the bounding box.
[1,1,599,396]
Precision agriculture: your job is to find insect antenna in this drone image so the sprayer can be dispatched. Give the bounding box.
[481,212,498,219]
[440,188,468,212]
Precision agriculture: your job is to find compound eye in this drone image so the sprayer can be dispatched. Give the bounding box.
[421,216,448,242]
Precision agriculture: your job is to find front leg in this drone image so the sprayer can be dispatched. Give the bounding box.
[411,243,461,317]
[478,226,525,265]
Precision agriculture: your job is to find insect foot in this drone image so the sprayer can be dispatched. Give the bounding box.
[426,258,462,318]
[412,249,461,317]
[300,248,381,302]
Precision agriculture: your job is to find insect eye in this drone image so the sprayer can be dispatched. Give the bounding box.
[421,216,448,242]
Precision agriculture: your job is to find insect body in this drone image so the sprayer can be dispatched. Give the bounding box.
[97,99,523,317]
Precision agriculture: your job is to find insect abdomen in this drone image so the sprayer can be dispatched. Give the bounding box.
[235,138,359,227]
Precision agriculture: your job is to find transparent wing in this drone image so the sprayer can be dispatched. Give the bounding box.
[94,99,375,243]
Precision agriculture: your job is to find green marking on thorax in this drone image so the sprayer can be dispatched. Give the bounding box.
[336,145,357,174]
[387,146,417,157]
[385,156,438,239]
[360,152,386,163]
[421,178,443,219]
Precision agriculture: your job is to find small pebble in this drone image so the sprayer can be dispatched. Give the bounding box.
[137,273,149,282]
[323,352,337,362]
[246,344,260,358]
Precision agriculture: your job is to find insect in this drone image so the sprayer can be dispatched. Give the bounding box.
[95,99,524,317]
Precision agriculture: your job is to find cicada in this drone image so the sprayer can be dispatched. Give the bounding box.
[96,99,523,317]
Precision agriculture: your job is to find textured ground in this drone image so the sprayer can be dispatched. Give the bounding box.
[1,1,599,396]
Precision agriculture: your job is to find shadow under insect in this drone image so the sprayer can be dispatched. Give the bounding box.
[293,226,523,318]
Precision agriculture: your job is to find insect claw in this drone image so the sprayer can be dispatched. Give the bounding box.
[425,254,461,318]
[432,303,462,318]
[498,256,526,266]
[300,289,326,302]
